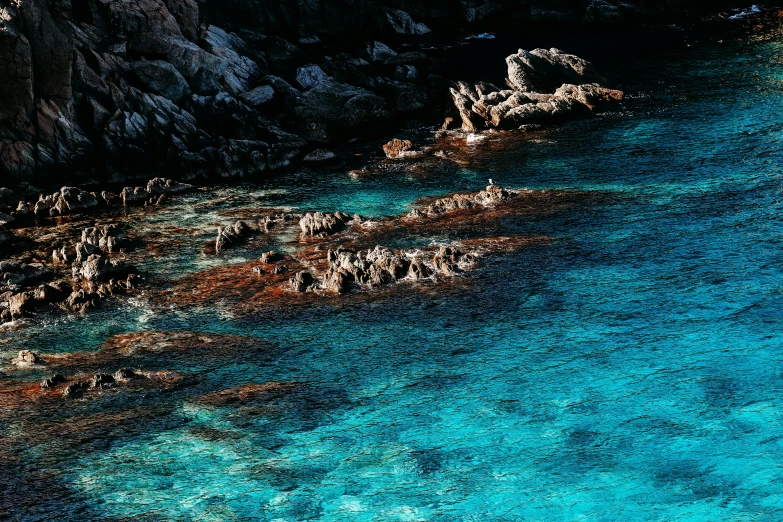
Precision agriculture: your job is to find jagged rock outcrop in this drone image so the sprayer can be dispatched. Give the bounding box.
[409,184,515,218]
[449,48,623,131]
[299,211,354,237]
[215,220,253,252]
[33,187,99,217]
[290,243,478,294]
[74,255,134,282]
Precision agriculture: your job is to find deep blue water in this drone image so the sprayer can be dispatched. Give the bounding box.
[5,15,783,521]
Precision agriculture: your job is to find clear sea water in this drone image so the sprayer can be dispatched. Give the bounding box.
[4,14,783,521]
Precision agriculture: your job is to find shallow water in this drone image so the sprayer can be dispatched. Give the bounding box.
[5,14,783,522]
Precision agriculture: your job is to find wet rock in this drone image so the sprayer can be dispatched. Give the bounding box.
[192,382,302,407]
[33,281,70,304]
[76,255,134,282]
[290,271,315,292]
[12,350,42,367]
[432,246,476,275]
[62,381,89,397]
[81,224,131,253]
[299,211,352,237]
[34,187,99,217]
[407,257,432,280]
[383,138,414,159]
[146,177,194,196]
[41,374,67,388]
[63,289,99,313]
[90,373,116,388]
[260,251,280,264]
[0,231,11,250]
[410,185,514,218]
[114,368,136,380]
[215,220,254,253]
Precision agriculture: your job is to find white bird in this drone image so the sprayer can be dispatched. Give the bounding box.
[488,179,495,185]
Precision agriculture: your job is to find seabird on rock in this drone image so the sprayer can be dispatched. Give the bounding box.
[488,179,495,185]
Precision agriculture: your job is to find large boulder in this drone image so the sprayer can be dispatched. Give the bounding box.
[506,48,608,93]
[131,60,191,102]
[449,48,622,131]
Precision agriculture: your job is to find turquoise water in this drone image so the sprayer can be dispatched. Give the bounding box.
[5,16,783,521]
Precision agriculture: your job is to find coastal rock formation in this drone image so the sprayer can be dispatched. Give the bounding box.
[299,212,354,237]
[449,48,623,131]
[79,225,131,254]
[215,220,255,253]
[409,184,515,218]
[74,255,134,283]
[290,243,478,295]
[0,0,716,186]
[32,187,99,217]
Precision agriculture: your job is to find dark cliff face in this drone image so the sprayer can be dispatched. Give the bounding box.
[0,0,745,186]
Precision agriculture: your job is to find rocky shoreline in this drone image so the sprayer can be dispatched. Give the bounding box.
[0,0,761,187]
